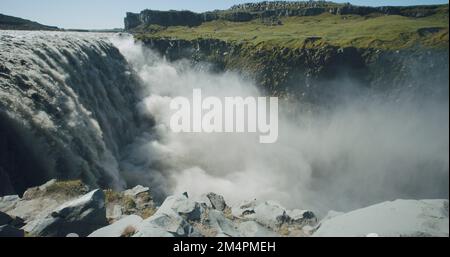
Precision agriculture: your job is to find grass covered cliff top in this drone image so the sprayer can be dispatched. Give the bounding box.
[134,5,449,50]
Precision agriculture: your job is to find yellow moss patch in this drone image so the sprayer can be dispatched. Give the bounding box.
[44,180,88,198]
[104,189,121,204]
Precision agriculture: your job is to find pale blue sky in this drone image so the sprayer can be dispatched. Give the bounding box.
[1,0,448,29]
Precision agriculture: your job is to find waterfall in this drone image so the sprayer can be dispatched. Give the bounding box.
[0,31,141,195]
[0,31,448,213]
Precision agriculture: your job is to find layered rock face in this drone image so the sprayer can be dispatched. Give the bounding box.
[125,10,203,30]
[124,3,446,31]
[231,1,444,18]
[140,37,449,104]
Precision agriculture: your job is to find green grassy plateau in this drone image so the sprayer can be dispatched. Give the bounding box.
[135,6,449,50]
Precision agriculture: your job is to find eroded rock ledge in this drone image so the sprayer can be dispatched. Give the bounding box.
[0,180,448,237]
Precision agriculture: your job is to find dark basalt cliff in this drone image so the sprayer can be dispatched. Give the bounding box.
[139,37,449,105]
[127,1,448,104]
[125,2,446,31]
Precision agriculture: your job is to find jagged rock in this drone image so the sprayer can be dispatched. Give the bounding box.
[134,213,191,237]
[0,195,20,212]
[253,201,291,230]
[22,179,89,201]
[0,225,24,237]
[133,194,203,237]
[89,215,143,237]
[124,185,150,197]
[30,189,108,237]
[287,209,318,227]
[232,199,258,217]
[133,217,176,237]
[22,179,57,200]
[198,194,213,208]
[0,195,19,213]
[157,195,203,222]
[205,209,239,237]
[206,193,227,211]
[10,197,65,232]
[6,180,91,234]
[105,185,155,222]
[234,201,317,231]
[156,213,196,236]
[313,200,449,237]
[238,221,279,237]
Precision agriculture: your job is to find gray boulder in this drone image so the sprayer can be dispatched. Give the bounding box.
[207,193,227,212]
[30,189,108,237]
[238,221,279,237]
[0,211,25,229]
[233,200,317,232]
[231,199,259,217]
[287,209,318,227]
[140,213,194,237]
[313,199,449,237]
[0,195,20,213]
[205,210,239,237]
[133,217,176,237]
[133,194,204,237]
[157,195,203,222]
[253,201,291,230]
[124,185,150,197]
[89,215,143,237]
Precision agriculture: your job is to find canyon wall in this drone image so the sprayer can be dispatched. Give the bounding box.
[124,3,446,31]
[140,37,449,105]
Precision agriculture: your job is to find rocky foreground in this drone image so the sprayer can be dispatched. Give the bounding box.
[0,180,448,237]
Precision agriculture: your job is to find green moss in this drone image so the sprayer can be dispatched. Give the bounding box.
[104,189,121,203]
[45,180,88,198]
[122,196,137,210]
[135,8,449,50]
[139,207,157,219]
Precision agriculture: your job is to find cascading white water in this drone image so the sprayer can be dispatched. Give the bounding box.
[0,31,141,194]
[0,32,448,214]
